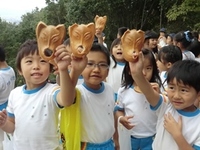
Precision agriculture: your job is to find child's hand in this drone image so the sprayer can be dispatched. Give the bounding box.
[119,115,135,130]
[0,109,7,128]
[129,52,144,76]
[54,44,71,71]
[70,55,88,75]
[150,82,160,93]
[164,112,182,138]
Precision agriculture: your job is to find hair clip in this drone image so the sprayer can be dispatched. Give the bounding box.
[184,31,192,42]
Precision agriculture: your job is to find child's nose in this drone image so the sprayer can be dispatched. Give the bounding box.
[173,90,181,99]
[33,62,40,69]
[142,69,146,76]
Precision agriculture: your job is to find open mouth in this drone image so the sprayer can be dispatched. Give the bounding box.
[117,52,122,55]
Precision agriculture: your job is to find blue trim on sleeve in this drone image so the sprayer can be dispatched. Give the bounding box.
[0,101,8,111]
[150,95,163,111]
[114,93,118,102]
[53,89,63,108]
[7,112,15,118]
[114,106,124,113]
[193,144,200,150]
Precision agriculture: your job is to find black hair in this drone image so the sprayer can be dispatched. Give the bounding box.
[110,38,122,68]
[90,43,110,66]
[16,39,53,72]
[144,30,159,54]
[0,46,6,62]
[157,45,182,64]
[168,33,176,39]
[63,38,70,46]
[188,40,200,57]
[145,30,159,39]
[122,49,161,88]
[118,27,128,38]
[174,31,194,49]
[191,31,199,40]
[167,60,200,92]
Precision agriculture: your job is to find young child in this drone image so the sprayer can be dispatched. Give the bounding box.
[130,52,200,149]
[0,46,16,149]
[143,30,159,55]
[0,39,72,149]
[60,43,118,150]
[173,31,195,60]
[115,49,162,150]
[106,38,126,100]
[166,33,175,45]
[157,45,182,92]
[106,38,129,149]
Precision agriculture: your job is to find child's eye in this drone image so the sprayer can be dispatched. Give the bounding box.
[41,59,47,63]
[98,63,109,69]
[168,85,174,90]
[26,60,32,63]
[87,62,94,67]
[147,67,152,70]
[114,45,119,48]
[181,88,188,93]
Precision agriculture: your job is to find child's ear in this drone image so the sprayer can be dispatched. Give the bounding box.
[196,92,200,101]
[166,62,172,69]
[18,70,23,76]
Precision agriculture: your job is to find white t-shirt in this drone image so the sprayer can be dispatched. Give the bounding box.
[106,57,125,94]
[160,71,167,93]
[116,86,157,138]
[0,66,15,105]
[76,82,115,143]
[182,51,195,60]
[151,95,200,150]
[7,83,62,150]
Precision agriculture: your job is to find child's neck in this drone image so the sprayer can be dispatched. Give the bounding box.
[0,61,8,69]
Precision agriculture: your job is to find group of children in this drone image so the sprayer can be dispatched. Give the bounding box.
[0,26,200,150]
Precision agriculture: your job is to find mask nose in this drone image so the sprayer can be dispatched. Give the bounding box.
[77,45,84,53]
[44,48,53,57]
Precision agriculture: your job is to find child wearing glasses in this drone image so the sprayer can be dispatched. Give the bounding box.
[59,43,118,150]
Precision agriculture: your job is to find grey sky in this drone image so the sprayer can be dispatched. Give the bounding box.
[0,0,46,22]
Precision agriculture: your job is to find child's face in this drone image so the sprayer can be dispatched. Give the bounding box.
[166,36,173,45]
[148,38,158,49]
[167,78,200,111]
[156,59,168,72]
[19,52,51,89]
[112,44,124,62]
[142,57,153,81]
[81,51,109,89]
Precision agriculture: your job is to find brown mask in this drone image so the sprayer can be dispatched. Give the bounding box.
[36,21,66,66]
[68,23,95,58]
[121,29,145,62]
[94,15,107,33]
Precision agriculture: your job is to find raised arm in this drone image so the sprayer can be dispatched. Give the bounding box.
[54,44,87,107]
[129,52,160,107]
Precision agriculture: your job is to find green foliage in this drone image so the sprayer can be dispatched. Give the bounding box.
[167,0,200,21]
[1,0,200,86]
